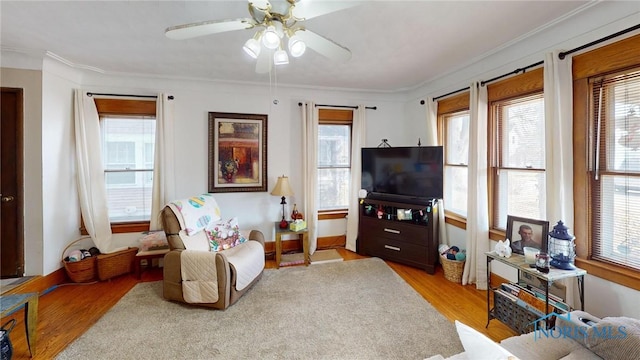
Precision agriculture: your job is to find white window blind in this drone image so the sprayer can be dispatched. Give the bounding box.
[591,69,640,270]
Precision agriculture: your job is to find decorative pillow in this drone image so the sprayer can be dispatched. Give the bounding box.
[205,217,247,252]
[171,194,221,236]
[585,316,640,360]
[455,320,519,360]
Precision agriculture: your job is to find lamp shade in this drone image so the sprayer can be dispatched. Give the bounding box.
[271,175,294,196]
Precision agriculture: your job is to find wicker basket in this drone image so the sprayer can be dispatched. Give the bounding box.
[440,254,465,283]
[62,237,97,283]
[96,247,138,281]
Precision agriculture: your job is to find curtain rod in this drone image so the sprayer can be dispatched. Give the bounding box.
[86,92,174,100]
[559,23,640,60]
[297,102,377,110]
[429,86,470,103]
[480,60,544,87]
[428,25,638,103]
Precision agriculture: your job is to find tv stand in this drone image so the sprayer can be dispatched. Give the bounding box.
[358,197,439,274]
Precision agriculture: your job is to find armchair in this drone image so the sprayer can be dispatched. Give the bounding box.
[161,204,265,309]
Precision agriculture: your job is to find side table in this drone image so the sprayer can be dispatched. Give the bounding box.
[274,222,310,269]
[134,248,170,279]
[0,292,38,357]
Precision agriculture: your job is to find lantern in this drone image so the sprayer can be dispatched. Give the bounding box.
[548,220,576,270]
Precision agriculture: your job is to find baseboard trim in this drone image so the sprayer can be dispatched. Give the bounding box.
[3,267,67,295]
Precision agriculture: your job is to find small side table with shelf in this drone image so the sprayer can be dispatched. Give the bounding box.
[486,251,586,334]
[274,222,310,269]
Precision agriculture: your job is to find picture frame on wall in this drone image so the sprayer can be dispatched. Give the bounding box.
[506,215,549,255]
[208,112,267,193]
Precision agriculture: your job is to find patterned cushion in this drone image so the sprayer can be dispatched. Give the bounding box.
[205,217,247,252]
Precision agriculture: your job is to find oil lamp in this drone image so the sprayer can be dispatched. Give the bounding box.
[548,220,576,270]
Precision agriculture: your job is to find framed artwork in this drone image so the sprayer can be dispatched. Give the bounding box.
[208,112,267,193]
[506,215,549,255]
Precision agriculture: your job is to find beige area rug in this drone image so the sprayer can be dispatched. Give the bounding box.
[57,258,463,360]
[280,248,344,267]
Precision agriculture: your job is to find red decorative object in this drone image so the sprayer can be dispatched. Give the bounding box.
[279,219,289,229]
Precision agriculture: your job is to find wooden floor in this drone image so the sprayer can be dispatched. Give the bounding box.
[2,249,516,359]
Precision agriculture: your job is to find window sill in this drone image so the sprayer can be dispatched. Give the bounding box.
[80,221,150,235]
[575,258,640,291]
[318,210,348,220]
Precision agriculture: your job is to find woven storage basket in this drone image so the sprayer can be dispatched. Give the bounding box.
[97,247,138,281]
[440,254,465,283]
[62,238,97,283]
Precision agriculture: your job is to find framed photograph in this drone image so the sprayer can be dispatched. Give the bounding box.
[208,112,267,193]
[505,215,549,255]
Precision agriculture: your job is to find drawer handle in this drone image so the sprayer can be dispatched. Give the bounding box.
[384,245,401,251]
[383,228,400,234]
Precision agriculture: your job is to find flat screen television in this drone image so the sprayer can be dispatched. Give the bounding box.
[361,146,443,203]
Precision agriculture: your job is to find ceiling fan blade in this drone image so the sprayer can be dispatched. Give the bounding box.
[249,0,271,11]
[165,18,255,40]
[295,29,351,63]
[255,48,273,74]
[292,0,359,20]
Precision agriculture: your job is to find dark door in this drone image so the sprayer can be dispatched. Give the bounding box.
[1,87,24,278]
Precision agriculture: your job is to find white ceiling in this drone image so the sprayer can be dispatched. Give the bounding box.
[1,0,591,92]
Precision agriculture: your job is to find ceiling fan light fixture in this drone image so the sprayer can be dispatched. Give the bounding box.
[262,25,281,49]
[243,37,262,59]
[273,48,289,65]
[288,34,306,57]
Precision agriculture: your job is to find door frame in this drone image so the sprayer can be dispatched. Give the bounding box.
[1,87,25,278]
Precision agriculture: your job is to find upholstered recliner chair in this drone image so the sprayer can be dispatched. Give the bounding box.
[161,200,265,309]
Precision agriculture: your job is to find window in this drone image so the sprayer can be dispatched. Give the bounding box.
[490,93,546,229]
[443,110,469,216]
[91,98,157,233]
[437,92,470,219]
[573,33,640,289]
[589,70,640,271]
[101,116,155,222]
[318,109,353,211]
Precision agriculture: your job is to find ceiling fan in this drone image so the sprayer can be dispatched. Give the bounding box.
[165,0,355,73]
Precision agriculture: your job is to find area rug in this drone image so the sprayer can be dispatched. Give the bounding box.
[280,248,343,267]
[57,258,463,359]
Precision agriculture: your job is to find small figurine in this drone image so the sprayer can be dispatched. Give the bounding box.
[495,239,512,258]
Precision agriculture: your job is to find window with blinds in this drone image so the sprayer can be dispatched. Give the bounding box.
[317,109,353,211]
[443,110,469,217]
[491,92,546,230]
[590,69,640,270]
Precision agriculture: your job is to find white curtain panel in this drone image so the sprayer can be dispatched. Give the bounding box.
[463,83,489,289]
[544,51,576,307]
[73,90,121,253]
[345,105,366,252]
[424,97,448,246]
[301,102,319,254]
[544,51,575,227]
[149,93,176,231]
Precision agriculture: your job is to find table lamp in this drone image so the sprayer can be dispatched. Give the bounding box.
[271,175,294,229]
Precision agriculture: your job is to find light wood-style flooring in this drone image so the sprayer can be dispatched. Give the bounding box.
[3,249,515,359]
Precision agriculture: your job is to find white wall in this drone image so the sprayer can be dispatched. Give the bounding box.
[78,73,409,240]
[409,2,640,319]
[41,58,83,274]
